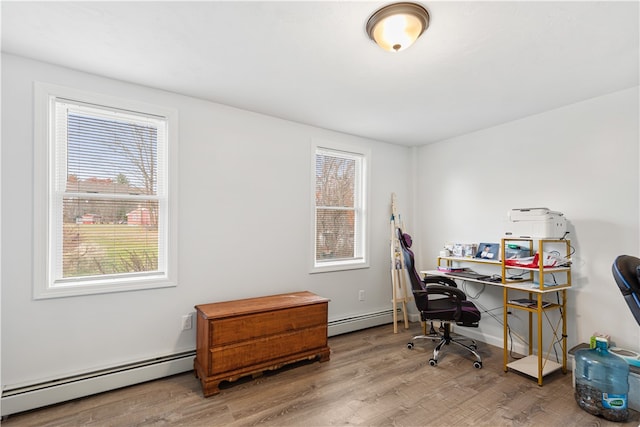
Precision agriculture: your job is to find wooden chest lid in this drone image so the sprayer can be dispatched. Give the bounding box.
[195,291,329,319]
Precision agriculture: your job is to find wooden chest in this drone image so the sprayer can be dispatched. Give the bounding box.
[194,291,330,396]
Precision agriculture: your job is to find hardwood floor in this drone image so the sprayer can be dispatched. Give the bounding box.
[4,323,639,426]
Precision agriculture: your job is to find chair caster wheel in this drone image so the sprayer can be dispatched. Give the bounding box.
[429,359,437,366]
[407,342,414,349]
[473,361,482,369]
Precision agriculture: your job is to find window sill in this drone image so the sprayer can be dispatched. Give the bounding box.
[33,276,176,300]
[310,261,369,274]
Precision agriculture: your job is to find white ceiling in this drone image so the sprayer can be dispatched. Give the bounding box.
[2,1,638,146]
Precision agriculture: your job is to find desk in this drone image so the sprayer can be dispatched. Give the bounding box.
[423,260,569,386]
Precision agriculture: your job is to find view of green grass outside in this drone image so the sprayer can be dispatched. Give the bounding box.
[63,224,158,277]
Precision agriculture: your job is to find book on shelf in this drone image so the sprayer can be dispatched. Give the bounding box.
[508,298,553,308]
[531,281,559,288]
[437,266,468,272]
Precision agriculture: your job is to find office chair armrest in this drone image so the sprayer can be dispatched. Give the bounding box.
[423,275,458,288]
[421,284,467,301]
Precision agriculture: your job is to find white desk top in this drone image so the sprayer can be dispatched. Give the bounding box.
[421,269,570,293]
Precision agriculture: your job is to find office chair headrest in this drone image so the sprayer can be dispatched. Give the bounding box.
[396,228,412,248]
[402,233,413,248]
[396,228,413,248]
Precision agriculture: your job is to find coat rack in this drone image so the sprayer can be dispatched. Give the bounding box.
[390,193,410,333]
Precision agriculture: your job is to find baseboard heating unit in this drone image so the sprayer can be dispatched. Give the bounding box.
[3,310,397,417]
[328,308,396,336]
[1,350,195,418]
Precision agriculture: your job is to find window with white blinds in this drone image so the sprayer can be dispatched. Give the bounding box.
[34,83,177,298]
[312,143,369,272]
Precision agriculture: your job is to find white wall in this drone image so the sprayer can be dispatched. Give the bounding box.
[3,52,639,395]
[1,54,412,388]
[416,87,640,351]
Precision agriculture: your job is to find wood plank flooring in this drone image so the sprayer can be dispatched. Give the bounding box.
[4,323,639,426]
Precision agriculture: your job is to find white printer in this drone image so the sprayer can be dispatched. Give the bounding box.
[504,208,567,239]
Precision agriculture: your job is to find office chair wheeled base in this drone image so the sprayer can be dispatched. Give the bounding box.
[407,323,482,369]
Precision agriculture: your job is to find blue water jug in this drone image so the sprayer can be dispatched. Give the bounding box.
[574,338,630,422]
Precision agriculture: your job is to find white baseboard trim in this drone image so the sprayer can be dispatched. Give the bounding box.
[1,351,195,418]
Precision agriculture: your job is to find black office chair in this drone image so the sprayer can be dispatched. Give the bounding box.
[398,229,483,368]
[612,255,640,326]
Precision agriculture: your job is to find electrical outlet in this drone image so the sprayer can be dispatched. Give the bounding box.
[358,290,365,301]
[181,313,193,331]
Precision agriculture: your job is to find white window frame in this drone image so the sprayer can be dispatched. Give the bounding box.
[310,139,370,273]
[33,82,178,299]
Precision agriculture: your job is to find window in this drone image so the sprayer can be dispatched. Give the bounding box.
[312,141,369,272]
[34,83,178,298]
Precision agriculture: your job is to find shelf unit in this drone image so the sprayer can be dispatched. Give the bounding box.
[426,238,571,386]
[502,238,570,386]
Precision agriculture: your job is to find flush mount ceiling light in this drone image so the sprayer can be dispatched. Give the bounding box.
[366,2,430,52]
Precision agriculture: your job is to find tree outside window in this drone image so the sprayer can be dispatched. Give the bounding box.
[61,111,161,278]
[314,145,367,271]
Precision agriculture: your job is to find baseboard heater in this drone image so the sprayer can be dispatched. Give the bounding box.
[1,350,195,418]
[328,308,397,336]
[2,310,397,417]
